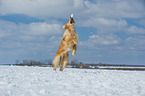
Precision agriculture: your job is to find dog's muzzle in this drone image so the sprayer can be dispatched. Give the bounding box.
[70,18,75,24]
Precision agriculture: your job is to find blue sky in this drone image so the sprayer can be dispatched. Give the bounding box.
[0,0,145,65]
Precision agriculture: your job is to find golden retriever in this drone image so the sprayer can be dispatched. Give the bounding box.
[53,15,78,71]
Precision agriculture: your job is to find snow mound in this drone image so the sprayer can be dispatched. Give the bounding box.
[0,66,145,96]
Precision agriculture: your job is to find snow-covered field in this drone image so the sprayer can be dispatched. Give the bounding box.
[0,66,145,96]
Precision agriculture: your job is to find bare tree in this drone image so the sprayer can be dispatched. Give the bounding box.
[16,59,20,64]
[79,61,83,64]
[71,59,79,67]
[48,59,52,66]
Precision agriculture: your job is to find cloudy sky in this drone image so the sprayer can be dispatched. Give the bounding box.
[0,0,145,65]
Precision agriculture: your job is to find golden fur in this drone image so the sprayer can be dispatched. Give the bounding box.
[53,17,78,71]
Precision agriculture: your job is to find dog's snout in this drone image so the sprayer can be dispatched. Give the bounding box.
[70,18,75,24]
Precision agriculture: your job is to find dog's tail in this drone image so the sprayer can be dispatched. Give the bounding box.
[53,54,64,67]
[53,55,61,70]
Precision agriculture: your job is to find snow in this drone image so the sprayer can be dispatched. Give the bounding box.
[71,14,73,18]
[98,66,145,69]
[0,66,145,96]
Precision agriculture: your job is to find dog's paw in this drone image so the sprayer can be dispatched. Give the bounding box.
[73,40,78,45]
[75,42,78,45]
[72,51,76,56]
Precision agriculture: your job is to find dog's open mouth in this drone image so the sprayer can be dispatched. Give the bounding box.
[70,17,75,24]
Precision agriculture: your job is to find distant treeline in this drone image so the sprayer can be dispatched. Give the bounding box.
[15,59,52,67]
[15,59,145,67]
[15,59,84,67]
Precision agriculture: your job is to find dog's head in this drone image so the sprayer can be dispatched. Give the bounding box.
[63,15,75,29]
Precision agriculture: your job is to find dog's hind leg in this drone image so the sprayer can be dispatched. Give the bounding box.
[60,52,69,71]
[53,55,60,71]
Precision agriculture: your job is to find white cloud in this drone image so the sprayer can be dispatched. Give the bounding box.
[0,0,144,35]
[76,0,145,34]
[89,34,120,45]
[0,0,145,64]
[80,34,121,49]
[84,0,145,19]
[78,17,128,34]
[0,20,18,39]
[112,35,145,53]
[0,20,62,39]
[0,20,63,60]
[139,19,145,27]
[126,26,145,34]
[27,22,62,35]
[82,17,127,27]
[74,0,86,9]
[0,20,63,57]
[125,36,145,50]
[78,34,145,64]
[0,40,21,49]
[1,0,144,20]
[0,0,87,19]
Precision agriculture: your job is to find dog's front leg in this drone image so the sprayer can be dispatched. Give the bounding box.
[72,44,77,56]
